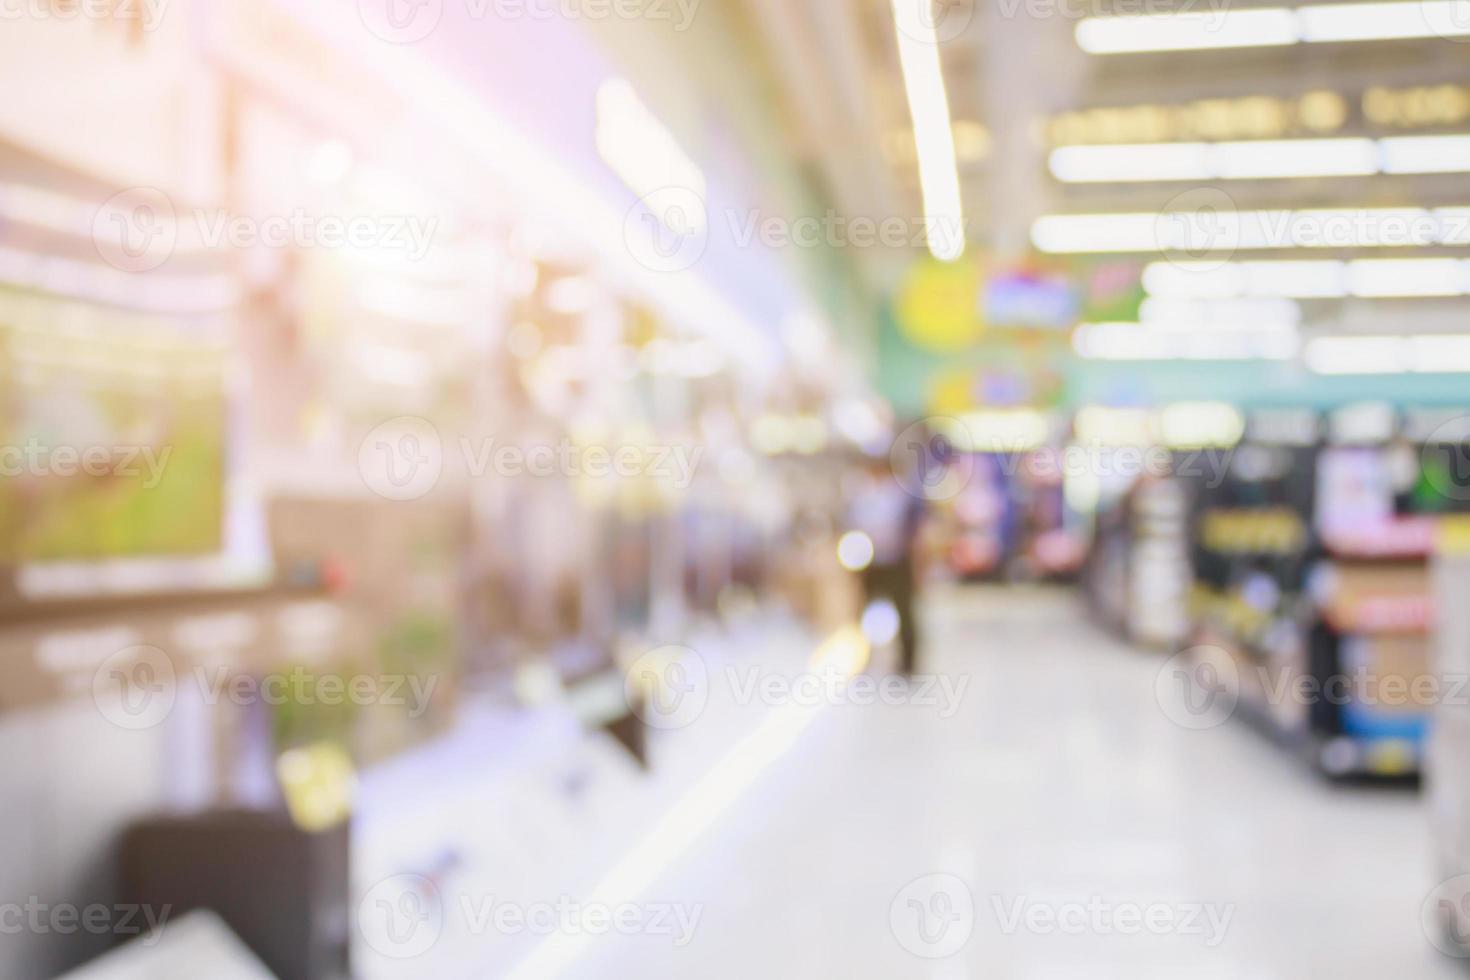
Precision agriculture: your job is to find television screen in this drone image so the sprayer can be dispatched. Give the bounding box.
[0,296,227,562]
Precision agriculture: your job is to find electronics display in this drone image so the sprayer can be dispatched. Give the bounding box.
[0,299,228,562]
[1181,406,1464,777]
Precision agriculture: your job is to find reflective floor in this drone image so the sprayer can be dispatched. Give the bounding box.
[570,586,1456,979]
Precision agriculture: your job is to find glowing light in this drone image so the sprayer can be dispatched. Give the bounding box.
[838,531,876,572]
[1074,407,1154,447]
[1051,135,1470,183]
[1305,335,1409,374]
[1347,258,1469,297]
[955,410,1051,452]
[1077,9,1298,53]
[1308,334,1470,374]
[305,140,354,185]
[861,599,902,646]
[1033,206,1470,254]
[1073,323,1300,361]
[503,627,866,980]
[1158,402,1246,449]
[1050,138,1379,182]
[890,0,966,261]
[1076,3,1470,55]
[596,77,707,215]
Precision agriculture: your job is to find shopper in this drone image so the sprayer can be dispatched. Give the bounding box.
[849,458,926,675]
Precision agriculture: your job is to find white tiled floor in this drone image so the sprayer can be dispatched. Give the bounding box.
[564,585,1461,979]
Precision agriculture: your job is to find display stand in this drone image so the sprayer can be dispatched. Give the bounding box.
[1430,518,1470,952]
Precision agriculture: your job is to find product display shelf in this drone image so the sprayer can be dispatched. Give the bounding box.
[1308,519,1437,779]
[1430,518,1470,953]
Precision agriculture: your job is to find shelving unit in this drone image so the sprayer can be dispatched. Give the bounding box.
[1179,407,1470,780]
[1431,518,1470,953]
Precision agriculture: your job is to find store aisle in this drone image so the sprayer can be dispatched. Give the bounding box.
[570,586,1457,979]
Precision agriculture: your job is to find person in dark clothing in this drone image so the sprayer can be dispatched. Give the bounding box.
[849,460,926,675]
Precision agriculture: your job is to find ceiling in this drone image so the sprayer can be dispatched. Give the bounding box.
[740,0,1470,313]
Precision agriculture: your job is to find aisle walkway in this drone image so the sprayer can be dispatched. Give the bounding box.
[572,586,1457,979]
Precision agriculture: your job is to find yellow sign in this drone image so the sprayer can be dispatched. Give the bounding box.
[1439,516,1470,557]
[896,256,984,353]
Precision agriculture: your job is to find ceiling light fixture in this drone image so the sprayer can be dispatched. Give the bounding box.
[890,0,966,262]
[1077,2,1470,55]
[1048,135,1470,183]
[1032,206,1469,253]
